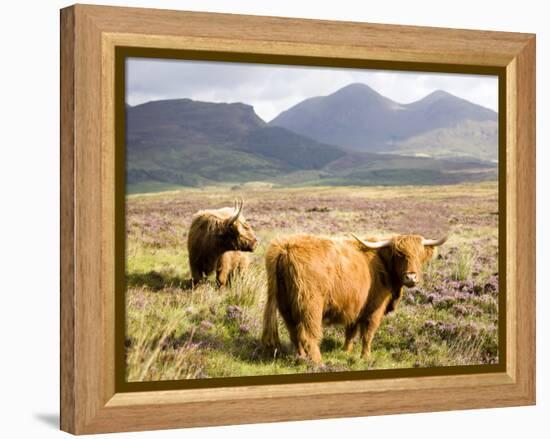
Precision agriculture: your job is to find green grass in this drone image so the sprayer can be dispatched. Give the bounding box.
[125,183,499,381]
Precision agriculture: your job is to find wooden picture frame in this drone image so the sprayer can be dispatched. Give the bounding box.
[60,4,536,434]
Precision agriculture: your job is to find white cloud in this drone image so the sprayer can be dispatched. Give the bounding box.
[126,58,498,122]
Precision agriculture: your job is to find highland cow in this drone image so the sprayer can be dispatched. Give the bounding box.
[261,233,446,363]
[187,199,258,286]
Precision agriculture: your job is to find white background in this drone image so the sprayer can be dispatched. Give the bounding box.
[0,0,546,437]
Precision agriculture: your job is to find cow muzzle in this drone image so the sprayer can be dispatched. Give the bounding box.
[403,272,418,287]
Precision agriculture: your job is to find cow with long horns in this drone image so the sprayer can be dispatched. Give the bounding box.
[261,233,446,363]
[187,199,258,286]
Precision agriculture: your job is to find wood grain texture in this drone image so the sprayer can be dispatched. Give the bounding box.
[60,4,536,434]
[512,37,536,399]
[100,23,116,408]
[505,58,518,382]
[83,4,529,66]
[84,382,530,434]
[107,372,514,406]
[60,6,75,433]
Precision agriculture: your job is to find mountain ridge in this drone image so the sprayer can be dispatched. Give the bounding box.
[269,83,497,155]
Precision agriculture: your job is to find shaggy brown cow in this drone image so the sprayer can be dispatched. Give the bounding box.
[261,233,446,363]
[187,199,258,286]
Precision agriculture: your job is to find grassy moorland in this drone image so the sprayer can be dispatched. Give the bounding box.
[125,182,499,382]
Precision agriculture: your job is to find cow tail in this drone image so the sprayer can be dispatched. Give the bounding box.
[261,246,283,353]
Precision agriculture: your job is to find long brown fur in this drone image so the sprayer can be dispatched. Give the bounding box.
[261,234,439,363]
[216,251,251,287]
[187,205,257,286]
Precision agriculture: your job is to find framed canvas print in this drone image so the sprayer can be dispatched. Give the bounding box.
[60,4,536,435]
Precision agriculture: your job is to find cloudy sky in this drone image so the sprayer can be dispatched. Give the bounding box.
[126,57,498,122]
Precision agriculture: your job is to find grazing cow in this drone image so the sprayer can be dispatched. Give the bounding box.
[187,199,258,286]
[261,233,446,363]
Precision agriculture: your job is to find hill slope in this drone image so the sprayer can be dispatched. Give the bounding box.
[126,99,346,190]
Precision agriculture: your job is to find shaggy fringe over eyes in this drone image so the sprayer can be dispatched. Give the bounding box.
[390,235,426,260]
[204,217,226,235]
[197,210,246,235]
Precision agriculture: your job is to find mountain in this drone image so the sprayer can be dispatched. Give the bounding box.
[269,84,498,158]
[126,99,346,190]
[125,90,498,194]
[128,99,265,146]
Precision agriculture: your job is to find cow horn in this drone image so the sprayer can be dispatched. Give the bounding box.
[227,198,243,225]
[421,236,448,246]
[350,233,392,249]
